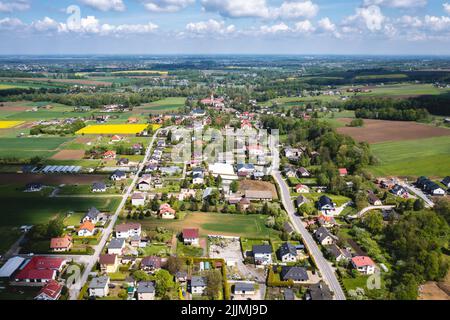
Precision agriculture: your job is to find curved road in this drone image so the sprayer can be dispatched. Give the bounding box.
[68,128,163,300]
[272,170,346,300]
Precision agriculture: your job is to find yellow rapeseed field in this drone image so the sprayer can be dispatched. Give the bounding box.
[0,121,24,128]
[76,124,161,135]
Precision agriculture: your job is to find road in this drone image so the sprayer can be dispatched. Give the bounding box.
[272,170,346,300]
[400,182,434,208]
[68,128,162,300]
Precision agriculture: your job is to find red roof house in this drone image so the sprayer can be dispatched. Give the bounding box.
[15,256,66,283]
[182,228,200,245]
[50,235,72,252]
[339,168,348,176]
[35,280,63,300]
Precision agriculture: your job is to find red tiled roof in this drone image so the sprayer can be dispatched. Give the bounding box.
[36,280,63,299]
[352,256,375,267]
[78,220,95,232]
[50,235,72,249]
[183,228,199,239]
[15,257,65,280]
[339,168,348,175]
[116,223,141,232]
[99,254,117,265]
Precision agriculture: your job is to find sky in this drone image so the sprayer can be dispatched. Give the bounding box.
[1,0,450,55]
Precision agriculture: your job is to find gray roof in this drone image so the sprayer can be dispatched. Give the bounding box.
[112,170,126,177]
[92,182,106,189]
[191,276,207,287]
[318,195,334,209]
[89,276,109,289]
[234,282,255,292]
[308,282,333,300]
[253,244,272,255]
[280,266,309,282]
[278,242,297,258]
[137,281,155,294]
[315,226,335,243]
[108,238,125,249]
[86,207,100,220]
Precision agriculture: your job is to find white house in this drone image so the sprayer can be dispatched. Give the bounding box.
[137,175,152,191]
[352,256,376,275]
[136,281,155,300]
[191,276,207,295]
[315,227,335,246]
[77,221,95,237]
[233,282,256,296]
[253,245,273,266]
[116,223,142,239]
[278,242,298,263]
[107,238,126,255]
[88,276,110,297]
[182,228,199,246]
[131,192,146,207]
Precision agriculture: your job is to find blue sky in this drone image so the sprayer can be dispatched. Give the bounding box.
[1,0,450,54]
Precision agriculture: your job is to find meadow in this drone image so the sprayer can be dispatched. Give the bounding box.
[136,97,185,113]
[369,136,450,178]
[131,212,281,239]
[0,137,72,159]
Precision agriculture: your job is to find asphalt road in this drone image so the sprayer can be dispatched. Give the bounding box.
[68,128,162,300]
[272,170,347,300]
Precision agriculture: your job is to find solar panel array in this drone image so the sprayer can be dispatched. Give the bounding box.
[41,165,81,173]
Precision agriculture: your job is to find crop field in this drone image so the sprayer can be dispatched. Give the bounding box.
[0,121,24,128]
[354,83,450,97]
[111,70,169,75]
[354,74,408,80]
[0,137,72,159]
[76,124,150,135]
[337,119,450,144]
[133,212,281,239]
[369,136,450,178]
[136,97,185,113]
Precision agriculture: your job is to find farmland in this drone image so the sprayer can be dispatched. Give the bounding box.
[369,136,450,178]
[131,212,281,239]
[136,97,186,113]
[0,137,72,159]
[0,121,24,128]
[76,124,150,135]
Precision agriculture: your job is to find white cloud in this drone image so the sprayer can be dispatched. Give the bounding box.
[363,0,427,8]
[345,5,385,32]
[201,0,319,19]
[260,22,290,34]
[0,17,24,29]
[185,19,236,35]
[79,0,125,12]
[0,0,29,12]
[318,17,341,37]
[32,17,60,32]
[142,0,195,12]
[397,15,422,28]
[294,20,315,33]
[272,1,319,19]
[423,15,450,31]
[444,3,450,15]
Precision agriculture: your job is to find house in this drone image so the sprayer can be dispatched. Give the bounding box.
[295,184,310,193]
[99,254,119,273]
[306,282,333,300]
[116,223,142,239]
[176,271,188,283]
[111,170,126,181]
[191,276,207,295]
[25,183,43,192]
[278,242,298,263]
[280,266,309,282]
[238,197,251,212]
[368,192,382,206]
[159,203,176,219]
[131,192,146,207]
[317,215,336,228]
[103,150,116,159]
[245,190,273,201]
[117,158,130,166]
[284,167,297,178]
[295,195,308,208]
[193,172,205,185]
[182,228,199,246]
[77,220,95,237]
[137,175,152,191]
[352,256,376,275]
[136,281,155,300]
[284,148,303,160]
[83,207,101,224]
[317,195,335,214]
[233,282,256,295]
[107,238,125,255]
[111,135,123,143]
[130,235,141,248]
[441,176,450,188]
[315,226,335,245]
[14,256,66,284]
[236,164,256,176]
[50,235,72,252]
[298,167,310,177]
[141,256,162,273]
[34,280,63,300]
[328,244,352,263]
[391,184,408,197]
[89,276,110,297]
[339,168,348,176]
[253,245,273,266]
[92,182,107,193]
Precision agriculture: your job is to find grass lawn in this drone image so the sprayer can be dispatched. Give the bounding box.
[139,244,171,256]
[342,275,371,291]
[0,227,21,254]
[176,241,203,257]
[369,136,450,178]
[303,193,352,207]
[134,212,281,239]
[137,97,185,113]
[240,238,271,253]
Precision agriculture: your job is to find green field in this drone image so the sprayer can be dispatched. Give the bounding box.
[137,97,186,113]
[0,137,71,159]
[354,74,408,80]
[131,212,281,239]
[362,84,450,97]
[369,136,450,178]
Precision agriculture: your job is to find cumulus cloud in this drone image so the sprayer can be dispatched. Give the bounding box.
[344,5,386,32]
[260,22,290,34]
[0,17,24,29]
[423,15,450,31]
[0,0,29,12]
[142,0,195,12]
[294,20,315,33]
[444,3,450,15]
[201,0,319,19]
[185,19,236,36]
[79,0,125,12]
[363,0,427,8]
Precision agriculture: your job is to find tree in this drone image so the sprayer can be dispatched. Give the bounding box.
[230,181,239,193]
[133,270,151,282]
[363,211,384,234]
[205,270,222,300]
[413,199,425,211]
[153,269,175,297]
[166,256,183,275]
